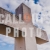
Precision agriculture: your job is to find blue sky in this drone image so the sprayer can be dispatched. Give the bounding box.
[0,35,14,50]
[34,0,39,4]
[0,43,14,50]
[0,0,50,50]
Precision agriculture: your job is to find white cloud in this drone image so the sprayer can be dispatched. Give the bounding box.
[39,0,50,7]
[0,34,14,45]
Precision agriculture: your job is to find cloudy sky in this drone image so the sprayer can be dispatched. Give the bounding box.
[0,0,50,50]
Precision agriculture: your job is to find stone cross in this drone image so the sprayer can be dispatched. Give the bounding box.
[0,3,49,50]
